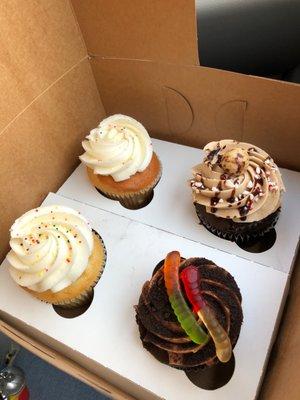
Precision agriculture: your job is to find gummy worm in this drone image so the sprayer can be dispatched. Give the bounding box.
[180,265,232,363]
[163,251,209,345]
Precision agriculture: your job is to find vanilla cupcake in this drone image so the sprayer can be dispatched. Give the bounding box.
[190,140,285,242]
[80,114,162,209]
[6,205,106,308]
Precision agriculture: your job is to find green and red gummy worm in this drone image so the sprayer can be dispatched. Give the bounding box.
[163,251,232,363]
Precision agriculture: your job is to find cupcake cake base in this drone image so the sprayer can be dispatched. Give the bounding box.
[25,231,107,308]
[87,152,162,210]
[194,203,280,244]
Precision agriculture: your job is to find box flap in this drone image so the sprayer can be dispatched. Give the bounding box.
[0,0,86,133]
[71,0,199,65]
[260,253,300,400]
[91,58,300,170]
[0,59,104,261]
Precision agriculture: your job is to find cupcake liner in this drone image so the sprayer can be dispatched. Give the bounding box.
[53,287,94,309]
[194,203,280,243]
[95,165,162,210]
[184,355,235,390]
[35,231,107,309]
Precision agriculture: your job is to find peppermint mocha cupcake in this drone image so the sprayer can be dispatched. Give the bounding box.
[190,140,285,242]
[6,205,106,308]
[80,114,162,209]
[136,252,243,389]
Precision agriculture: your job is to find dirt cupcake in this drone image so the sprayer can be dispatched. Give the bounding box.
[136,251,243,389]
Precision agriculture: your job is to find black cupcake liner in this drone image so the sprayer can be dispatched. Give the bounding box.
[138,314,235,390]
[194,203,280,243]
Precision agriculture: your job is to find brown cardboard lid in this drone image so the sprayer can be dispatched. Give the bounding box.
[71,0,199,65]
[0,58,104,262]
[91,57,300,170]
[260,253,300,400]
[0,0,86,133]
[0,2,299,399]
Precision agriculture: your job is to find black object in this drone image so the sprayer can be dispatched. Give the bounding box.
[236,228,277,253]
[194,202,279,247]
[53,289,94,318]
[196,0,300,77]
[185,354,235,390]
[283,64,300,83]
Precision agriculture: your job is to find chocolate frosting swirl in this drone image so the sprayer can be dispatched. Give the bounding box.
[191,140,285,222]
[136,258,243,369]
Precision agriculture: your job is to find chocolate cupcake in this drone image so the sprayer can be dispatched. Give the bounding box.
[190,140,285,242]
[135,252,243,389]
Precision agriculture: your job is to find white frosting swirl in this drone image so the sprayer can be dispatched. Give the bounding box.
[79,114,153,182]
[6,206,94,293]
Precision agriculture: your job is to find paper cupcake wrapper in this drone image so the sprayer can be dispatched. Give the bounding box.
[95,162,162,210]
[137,315,216,372]
[194,204,280,243]
[51,231,107,309]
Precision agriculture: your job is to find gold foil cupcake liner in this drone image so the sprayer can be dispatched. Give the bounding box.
[48,232,107,309]
[95,164,162,210]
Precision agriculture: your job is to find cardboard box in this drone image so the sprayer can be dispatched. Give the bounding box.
[0,1,300,399]
[58,138,300,274]
[0,192,290,400]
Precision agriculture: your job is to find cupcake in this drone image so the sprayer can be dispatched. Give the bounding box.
[190,140,285,243]
[6,205,106,308]
[79,114,162,209]
[135,251,243,389]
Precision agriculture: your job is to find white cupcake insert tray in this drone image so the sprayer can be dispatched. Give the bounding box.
[0,192,291,400]
[57,139,300,275]
[0,139,299,399]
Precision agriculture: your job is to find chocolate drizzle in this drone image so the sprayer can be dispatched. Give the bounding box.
[191,139,283,224]
[227,189,236,204]
[210,197,220,207]
[255,176,263,186]
[206,145,221,162]
[238,200,253,217]
[252,186,261,196]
